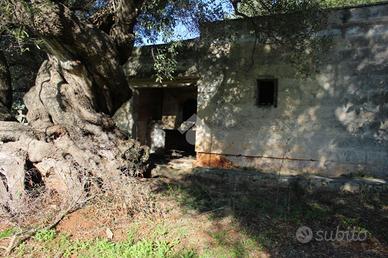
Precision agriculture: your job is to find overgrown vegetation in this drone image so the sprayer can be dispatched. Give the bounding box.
[157,172,388,257]
[0,227,17,240]
[0,0,387,256]
[322,0,384,7]
[15,231,187,257]
[1,170,386,257]
[153,41,182,83]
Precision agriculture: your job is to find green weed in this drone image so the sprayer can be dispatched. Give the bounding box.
[0,227,17,239]
[34,229,56,242]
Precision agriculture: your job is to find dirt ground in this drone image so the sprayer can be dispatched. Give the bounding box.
[1,161,387,257]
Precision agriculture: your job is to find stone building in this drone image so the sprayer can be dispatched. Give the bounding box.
[121,2,388,177]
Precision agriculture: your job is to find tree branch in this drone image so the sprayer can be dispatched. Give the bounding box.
[110,0,145,64]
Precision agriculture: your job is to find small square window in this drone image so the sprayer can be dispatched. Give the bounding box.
[256,79,278,107]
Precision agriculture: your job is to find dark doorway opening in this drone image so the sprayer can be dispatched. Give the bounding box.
[182,98,197,121]
[164,130,195,156]
[133,86,197,158]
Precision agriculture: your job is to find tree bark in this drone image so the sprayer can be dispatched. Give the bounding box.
[38,4,131,115]
[110,0,145,64]
[0,50,13,121]
[0,1,149,216]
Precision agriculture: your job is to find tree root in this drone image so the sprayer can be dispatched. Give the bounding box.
[0,57,149,215]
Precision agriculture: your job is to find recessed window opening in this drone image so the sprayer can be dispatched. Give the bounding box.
[257,79,278,107]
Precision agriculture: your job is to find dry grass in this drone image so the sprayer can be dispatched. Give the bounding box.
[0,168,387,257]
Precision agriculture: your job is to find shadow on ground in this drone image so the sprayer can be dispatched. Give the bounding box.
[153,168,388,257]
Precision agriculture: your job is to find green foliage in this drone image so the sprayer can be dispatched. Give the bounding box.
[236,0,319,17]
[34,229,57,242]
[177,249,197,258]
[0,1,35,52]
[321,0,383,8]
[0,227,17,239]
[236,0,384,17]
[8,27,31,52]
[10,27,29,45]
[153,41,182,83]
[17,228,195,258]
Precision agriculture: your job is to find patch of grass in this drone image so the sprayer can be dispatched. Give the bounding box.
[176,226,189,239]
[165,183,223,212]
[16,228,196,258]
[210,230,229,246]
[175,249,197,258]
[0,227,17,239]
[77,238,175,258]
[340,217,360,228]
[202,242,248,258]
[201,247,234,258]
[230,241,246,257]
[339,216,370,234]
[253,230,277,250]
[153,223,169,239]
[126,224,139,245]
[208,229,254,257]
[303,202,332,221]
[241,237,256,249]
[10,174,388,257]
[34,229,56,242]
[15,242,26,257]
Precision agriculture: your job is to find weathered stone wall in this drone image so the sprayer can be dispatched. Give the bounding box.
[120,43,200,136]
[125,3,388,177]
[195,3,388,177]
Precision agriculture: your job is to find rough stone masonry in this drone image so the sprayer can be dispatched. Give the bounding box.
[124,2,388,178]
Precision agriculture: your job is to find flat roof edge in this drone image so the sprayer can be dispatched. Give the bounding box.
[200,1,388,27]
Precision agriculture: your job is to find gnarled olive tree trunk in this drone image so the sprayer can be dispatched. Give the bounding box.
[0,1,148,215]
[0,50,13,121]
